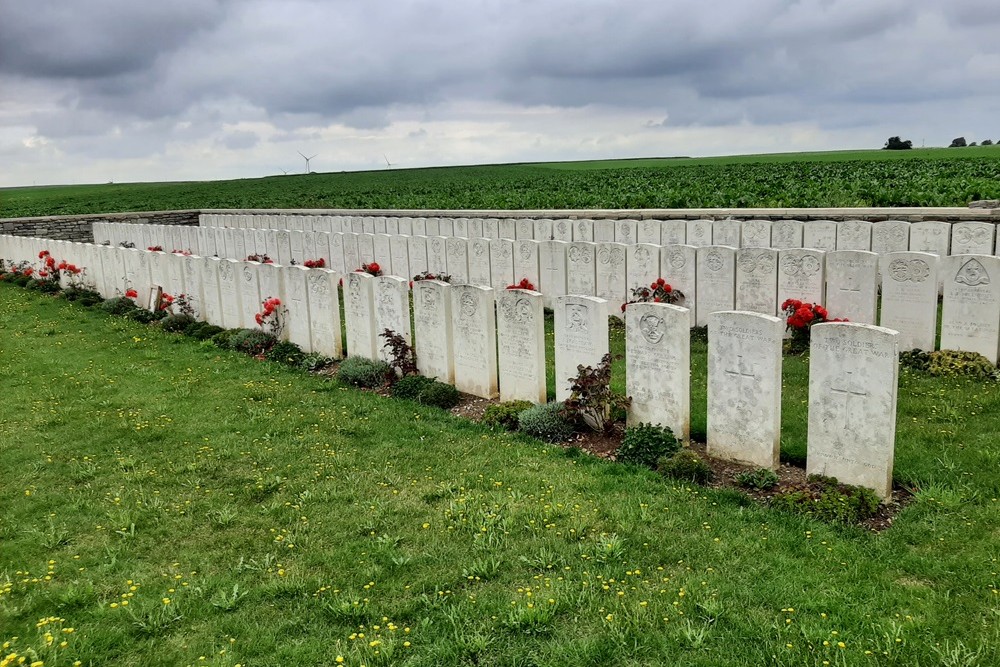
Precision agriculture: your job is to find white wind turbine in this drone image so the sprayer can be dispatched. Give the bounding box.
[298,151,318,174]
[383,154,395,169]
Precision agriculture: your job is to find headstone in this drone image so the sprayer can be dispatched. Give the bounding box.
[574,219,595,242]
[239,262,263,327]
[289,231,307,264]
[357,233,376,266]
[305,270,342,357]
[453,218,468,238]
[385,217,400,236]
[615,219,638,245]
[637,219,661,244]
[625,302,690,440]
[515,218,535,241]
[803,220,838,251]
[407,236,428,276]
[445,236,469,285]
[489,239,515,291]
[344,271,378,360]
[807,323,898,499]
[539,240,568,308]
[908,221,950,256]
[282,265,313,352]
[777,248,825,311]
[771,219,804,249]
[373,234,392,272]
[534,218,554,242]
[413,280,455,382]
[686,219,713,247]
[695,246,736,326]
[438,218,455,239]
[594,220,615,243]
[373,275,411,364]
[554,295,609,402]
[513,240,541,292]
[274,230,293,266]
[950,222,995,255]
[566,242,597,296]
[363,218,376,235]
[741,220,772,248]
[342,233,361,274]
[871,221,910,255]
[482,218,499,239]
[425,218,441,237]
[661,219,686,245]
[498,218,516,240]
[712,219,742,248]
[373,217,387,235]
[398,217,414,236]
[217,259,243,329]
[660,245,697,326]
[451,285,499,398]
[626,243,660,293]
[389,235,410,279]
[879,252,939,351]
[467,238,492,287]
[940,254,1000,362]
[199,257,224,326]
[708,311,783,468]
[552,219,573,242]
[468,218,484,239]
[596,242,627,315]
[836,220,873,251]
[496,288,546,403]
[426,236,448,275]
[823,250,878,324]
[735,248,778,316]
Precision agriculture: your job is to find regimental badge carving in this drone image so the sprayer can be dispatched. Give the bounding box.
[473,241,486,257]
[705,250,725,272]
[774,224,796,246]
[619,223,632,241]
[638,313,665,344]
[781,254,820,276]
[667,250,686,270]
[577,221,589,236]
[955,258,990,286]
[243,267,253,283]
[633,246,651,267]
[420,285,438,313]
[692,224,707,240]
[492,243,512,260]
[459,291,479,319]
[888,258,930,283]
[955,225,990,246]
[220,262,234,281]
[309,273,329,296]
[568,245,594,263]
[598,246,625,266]
[567,304,589,332]
[519,243,532,261]
[500,295,533,324]
[557,222,568,236]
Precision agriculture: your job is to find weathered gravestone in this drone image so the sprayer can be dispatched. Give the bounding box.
[771,220,804,249]
[451,284,499,398]
[373,275,412,364]
[282,265,313,352]
[467,238,492,287]
[908,221,950,257]
[741,220,772,248]
[708,311,783,468]
[950,222,995,255]
[596,243,627,315]
[686,219,713,247]
[554,295,609,402]
[574,219,595,242]
[803,220,838,251]
[777,248,825,311]
[825,250,878,325]
[712,219,742,248]
[940,254,1000,363]
[496,288,546,403]
[446,237,469,283]
[307,269,344,358]
[238,262,263,327]
[344,271,377,360]
[217,259,243,329]
[695,246,736,327]
[625,302,690,440]
[199,257,224,326]
[489,239,515,291]
[513,240,541,293]
[836,220,872,251]
[661,219,687,245]
[389,235,410,279]
[615,219,638,245]
[407,236,428,276]
[413,280,455,383]
[567,242,597,296]
[637,219,662,245]
[735,248,778,316]
[807,323,898,499]
[626,243,660,294]
[871,221,910,255]
[879,252,938,351]
[660,245,697,326]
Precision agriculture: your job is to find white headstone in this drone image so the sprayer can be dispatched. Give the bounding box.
[615,219,638,245]
[686,219,713,247]
[446,237,469,283]
[489,239,515,291]
[451,284,499,398]
[407,236,428,276]
[498,218,516,240]
[626,243,660,295]
[217,259,243,328]
[282,265,313,352]
[807,323,898,499]
[574,219,595,242]
[771,220,804,249]
[596,242,628,315]
[554,295,609,402]
[539,240,568,308]
[305,269,342,357]
[708,311,783,468]
[908,221,950,257]
[825,250,878,324]
[625,302,690,440]
[712,219,742,248]
[660,244,697,326]
[496,288,547,403]
[373,234,392,271]
[879,252,939,351]
[741,220,772,248]
[199,257,224,326]
[438,218,455,239]
[871,221,910,255]
[513,240,541,292]
[950,222,995,255]
[515,218,535,241]
[803,220,838,251]
[661,219,686,245]
[482,218,499,239]
[373,275,411,364]
[413,280,455,382]
[426,236,448,275]
[552,219,574,242]
[344,271,378,360]
[239,262,263,327]
[467,238,492,287]
[357,233,376,266]
[940,254,1000,362]
[637,219,661,244]
[836,220,873,251]
[389,235,410,279]
[566,242,597,296]
[735,248,778,316]
[777,248,825,311]
[594,220,615,243]
[468,218,484,239]
[695,246,736,327]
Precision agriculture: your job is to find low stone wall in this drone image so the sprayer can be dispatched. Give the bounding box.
[0,210,200,243]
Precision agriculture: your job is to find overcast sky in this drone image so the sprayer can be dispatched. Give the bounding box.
[1,0,998,187]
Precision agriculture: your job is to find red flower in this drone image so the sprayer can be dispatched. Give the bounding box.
[39,270,48,278]
[369,262,380,273]
[45,256,56,269]
[125,289,138,298]
[409,281,414,289]
[255,313,264,326]
[39,250,49,259]
[662,284,672,293]
[650,281,658,289]
[621,302,628,312]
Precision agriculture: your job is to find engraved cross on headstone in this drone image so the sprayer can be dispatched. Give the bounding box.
[830,371,868,429]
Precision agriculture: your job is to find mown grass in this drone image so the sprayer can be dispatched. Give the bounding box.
[3,147,1000,219]
[3,282,1000,667]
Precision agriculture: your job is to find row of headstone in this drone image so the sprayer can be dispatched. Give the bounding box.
[0,233,908,499]
[194,214,997,256]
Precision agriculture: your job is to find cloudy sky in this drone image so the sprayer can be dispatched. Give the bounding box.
[1,0,998,187]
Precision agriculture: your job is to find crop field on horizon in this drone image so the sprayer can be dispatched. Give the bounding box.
[3,147,1000,219]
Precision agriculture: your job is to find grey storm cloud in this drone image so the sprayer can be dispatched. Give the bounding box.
[1,0,998,185]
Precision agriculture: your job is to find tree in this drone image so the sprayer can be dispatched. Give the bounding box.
[883,136,913,150]
[982,139,994,146]
[949,137,967,147]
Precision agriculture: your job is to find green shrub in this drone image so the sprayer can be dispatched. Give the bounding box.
[390,375,460,408]
[770,477,880,524]
[9,274,32,287]
[266,341,306,366]
[337,356,391,388]
[899,349,931,372]
[391,374,436,400]
[482,400,534,431]
[616,423,680,468]
[101,297,138,316]
[518,402,576,443]
[734,467,779,490]
[299,353,333,372]
[928,350,998,379]
[211,329,237,349]
[36,280,61,294]
[125,308,167,324]
[183,321,221,340]
[161,313,196,333]
[690,326,709,344]
[228,329,278,356]
[561,353,630,433]
[658,450,712,484]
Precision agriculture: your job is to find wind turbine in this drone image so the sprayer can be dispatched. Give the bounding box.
[383,154,394,169]
[278,168,289,175]
[298,151,318,174]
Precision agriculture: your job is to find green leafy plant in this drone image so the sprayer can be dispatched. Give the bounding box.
[126,308,167,324]
[518,402,575,443]
[161,313,196,333]
[561,353,630,433]
[183,322,224,341]
[391,375,460,409]
[734,467,779,490]
[227,328,278,356]
[658,450,713,484]
[101,296,139,316]
[481,401,534,431]
[266,341,306,366]
[337,356,391,388]
[616,423,680,468]
[770,476,881,524]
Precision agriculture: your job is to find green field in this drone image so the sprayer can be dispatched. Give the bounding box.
[3,283,1000,666]
[3,148,1000,219]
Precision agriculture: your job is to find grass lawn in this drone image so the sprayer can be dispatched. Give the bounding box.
[3,282,1000,666]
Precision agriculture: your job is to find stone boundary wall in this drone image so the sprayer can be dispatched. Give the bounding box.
[3,206,999,244]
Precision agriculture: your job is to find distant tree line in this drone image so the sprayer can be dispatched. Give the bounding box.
[883,136,996,150]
